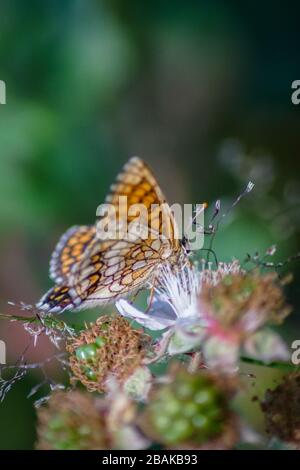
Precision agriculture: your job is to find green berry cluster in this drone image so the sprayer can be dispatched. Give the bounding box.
[144,368,228,446]
[36,391,107,450]
[66,315,150,393]
[45,414,96,450]
[75,335,107,381]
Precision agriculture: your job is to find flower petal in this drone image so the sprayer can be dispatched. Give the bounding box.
[243,329,290,362]
[148,297,178,320]
[168,328,203,355]
[203,336,239,373]
[116,299,175,330]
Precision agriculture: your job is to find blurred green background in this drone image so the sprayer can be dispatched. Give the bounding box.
[0,0,299,449]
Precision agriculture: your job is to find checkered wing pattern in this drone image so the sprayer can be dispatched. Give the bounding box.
[37,157,184,313]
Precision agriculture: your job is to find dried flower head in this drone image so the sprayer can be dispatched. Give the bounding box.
[67,315,151,393]
[199,259,243,286]
[198,270,291,371]
[36,390,108,450]
[199,270,291,338]
[140,364,238,449]
[261,372,300,448]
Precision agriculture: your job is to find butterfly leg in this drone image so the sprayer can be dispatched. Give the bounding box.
[129,287,143,305]
[145,275,157,313]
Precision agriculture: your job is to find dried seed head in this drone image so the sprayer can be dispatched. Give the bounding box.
[261,372,300,448]
[199,259,243,286]
[199,271,291,336]
[67,315,151,393]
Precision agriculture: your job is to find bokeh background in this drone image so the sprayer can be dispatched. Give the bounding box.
[0,0,299,449]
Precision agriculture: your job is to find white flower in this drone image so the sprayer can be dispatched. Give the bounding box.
[116,262,202,331]
[117,258,289,371]
[116,259,243,334]
[116,261,206,355]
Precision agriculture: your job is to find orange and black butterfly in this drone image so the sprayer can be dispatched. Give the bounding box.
[37,157,188,313]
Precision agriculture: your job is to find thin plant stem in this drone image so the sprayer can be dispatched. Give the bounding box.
[240,356,299,372]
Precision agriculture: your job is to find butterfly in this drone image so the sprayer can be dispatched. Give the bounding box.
[37,157,188,313]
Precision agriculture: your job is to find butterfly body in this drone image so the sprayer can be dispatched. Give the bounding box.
[37,157,187,313]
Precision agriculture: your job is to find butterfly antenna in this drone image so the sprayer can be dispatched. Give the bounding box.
[245,250,300,270]
[206,181,255,262]
[209,199,221,225]
[218,181,254,223]
[186,202,208,233]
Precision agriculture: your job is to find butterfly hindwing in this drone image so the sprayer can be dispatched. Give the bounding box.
[37,285,81,313]
[68,237,163,307]
[49,225,96,284]
[38,238,160,312]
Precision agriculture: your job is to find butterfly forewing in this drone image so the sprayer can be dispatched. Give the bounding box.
[37,157,184,313]
[104,158,178,243]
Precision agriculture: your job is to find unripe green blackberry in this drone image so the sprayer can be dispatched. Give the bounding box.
[141,365,236,448]
[66,315,151,393]
[36,391,108,450]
